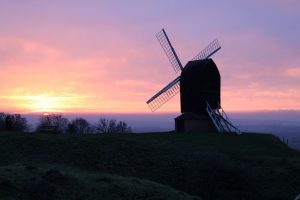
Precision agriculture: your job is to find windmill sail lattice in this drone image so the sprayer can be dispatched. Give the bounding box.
[146,28,241,133]
[156,29,183,73]
[192,39,221,61]
[146,76,180,111]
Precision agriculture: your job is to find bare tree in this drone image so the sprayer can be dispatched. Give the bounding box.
[68,118,91,134]
[36,114,68,134]
[95,118,113,133]
[94,118,132,133]
[52,115,69,133]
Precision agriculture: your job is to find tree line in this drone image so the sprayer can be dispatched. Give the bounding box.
[0,113,28,131]
[0,113,132,134]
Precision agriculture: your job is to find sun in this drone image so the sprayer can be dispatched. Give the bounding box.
[27,95,67,113]
[5,92,87,113]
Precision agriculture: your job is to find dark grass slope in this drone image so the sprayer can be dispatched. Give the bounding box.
[0,164,199,200]
[0,131,300,200]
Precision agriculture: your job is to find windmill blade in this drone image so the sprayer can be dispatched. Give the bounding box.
[192,39,221,61]
[156,29,183,73]
[146,76,180,112]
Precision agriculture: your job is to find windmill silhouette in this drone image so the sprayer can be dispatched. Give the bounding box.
[146,28,240,133]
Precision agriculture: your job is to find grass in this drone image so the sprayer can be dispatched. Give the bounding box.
[0,164,199,200]
[0,131,300,200]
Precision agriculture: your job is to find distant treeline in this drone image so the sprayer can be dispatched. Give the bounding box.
[0,113,132,134]
[0,113,28,132]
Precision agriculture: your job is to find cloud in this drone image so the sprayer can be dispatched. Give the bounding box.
[0,1,299,113]
[0,37,61,69]
[284,67,300,77]
[255,0,300,14]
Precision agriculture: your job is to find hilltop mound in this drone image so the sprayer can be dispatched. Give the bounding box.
[0,132,299,200]
[0,165,199,200]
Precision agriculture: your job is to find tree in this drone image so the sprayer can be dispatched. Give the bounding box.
[94,118,113,133]
[36,114,69,134]
[68,118,91,134]
[116,120,132,133]
[0,113,6,131]
[94,118,132,134]
[0,113,28,132]
[52,115,69,133]
[9,114,28,131]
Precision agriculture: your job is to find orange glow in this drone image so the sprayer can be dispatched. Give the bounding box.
[43,112,49,116]
[0,6,299,114]
[27,96,67,112]
[1,92,89,113]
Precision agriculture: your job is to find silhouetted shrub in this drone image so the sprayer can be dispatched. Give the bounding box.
[68,118,91,134]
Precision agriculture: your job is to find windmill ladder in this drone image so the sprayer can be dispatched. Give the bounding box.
[206,101,241,134]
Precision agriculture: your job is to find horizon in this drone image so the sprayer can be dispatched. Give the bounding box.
[0,1,300,113]
[1,2,300,197]
[8,110,298,149]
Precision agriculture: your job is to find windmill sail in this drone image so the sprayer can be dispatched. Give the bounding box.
[147,76,180,112]
[192,39,221,61]
[156,29,183,73]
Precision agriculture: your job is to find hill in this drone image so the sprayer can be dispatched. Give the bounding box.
[0,131,299,200]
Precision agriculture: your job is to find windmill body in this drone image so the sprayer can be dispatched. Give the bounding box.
[146,29,240,133]
[180,59,220,114]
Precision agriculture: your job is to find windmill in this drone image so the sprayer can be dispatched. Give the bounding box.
[146,28,240,133]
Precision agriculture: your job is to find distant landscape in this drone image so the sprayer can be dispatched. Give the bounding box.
[0,1,299,200]
[23,110,300,149]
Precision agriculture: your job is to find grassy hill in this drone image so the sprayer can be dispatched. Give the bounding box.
[0,131,299,200]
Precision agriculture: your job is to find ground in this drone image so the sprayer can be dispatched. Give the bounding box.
[0,131,299,200]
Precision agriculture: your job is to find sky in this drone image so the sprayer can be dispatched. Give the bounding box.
[0,0,299,114]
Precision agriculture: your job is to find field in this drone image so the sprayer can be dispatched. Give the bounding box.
[0,131,300,200]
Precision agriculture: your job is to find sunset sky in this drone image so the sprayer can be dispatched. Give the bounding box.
[0,0,299,114]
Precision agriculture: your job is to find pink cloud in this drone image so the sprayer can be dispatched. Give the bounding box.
[0,1,299,113]
[284,67,300,77]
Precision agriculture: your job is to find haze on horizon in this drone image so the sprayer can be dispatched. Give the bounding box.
[0,0,299,114]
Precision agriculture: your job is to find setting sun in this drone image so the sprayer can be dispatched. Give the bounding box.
[27,96,67,112]
[0,0,299,114]
[1,93,88,113]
